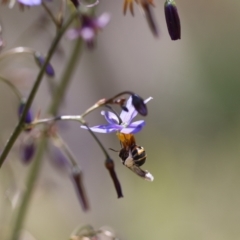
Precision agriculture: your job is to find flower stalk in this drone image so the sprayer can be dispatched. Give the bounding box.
[0,10,80,168]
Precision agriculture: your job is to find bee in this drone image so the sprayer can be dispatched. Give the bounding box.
[119,144,146,167]
[112,133,154,181]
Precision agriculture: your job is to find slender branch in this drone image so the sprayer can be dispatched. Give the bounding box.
[53,133,79,168]
[80,119,110,159]
[8,33,83,240]
[80,90,134,118]
[0,75,22,101]
[0,47,35,62]
[42,2,60,28]
[48,38,83,115]
[30,115,110,159]
[8,135,48,240]
[0,11,79,168]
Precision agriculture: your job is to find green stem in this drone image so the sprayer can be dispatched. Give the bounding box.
[0,75,22,101]
[0,11,79,168]
[8,35,83,240]
[9,136,48,240]
[42,2,60,28]
[54,133,79,168]
[79,119,110,159]
[49,38,83,115]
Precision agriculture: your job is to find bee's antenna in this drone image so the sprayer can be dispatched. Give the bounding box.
[109,148,119,153]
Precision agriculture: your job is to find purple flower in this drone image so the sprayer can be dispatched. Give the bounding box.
[66,13,110,48]
[20,137,35,164]
[81,96,152,134]
[17,0,41,6]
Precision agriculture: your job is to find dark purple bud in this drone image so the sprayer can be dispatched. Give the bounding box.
[71,167,89,211]
[164,0,181,40]
[105,158,123,198]
[18,99,33,130]
[131,94,148,116]
[20,139,35,164]
[34,52,55,77]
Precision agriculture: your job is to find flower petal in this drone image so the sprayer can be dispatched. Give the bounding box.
[81,124,121,133]
[120,96,136,124]
[101,111,119,124]
[120,120,146,134]
[17,0,41,5]
[144,97,153,104]
[120,96,152,124]
[80,27,95,41]
[94,13,111,29]
[66,29,81,40]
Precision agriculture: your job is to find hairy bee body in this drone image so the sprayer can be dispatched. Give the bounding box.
[116,133,153,181]
[119,144,146,167]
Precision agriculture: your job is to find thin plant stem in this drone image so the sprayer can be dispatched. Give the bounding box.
[0,11,79,168]
[49,38,83,115]
[80,119,110,159]
[8,135,48,240]
[0,75,22,101]
[0,47,35,62]
[53,133,79,168]
[80,90,134,118]
[42,2,60,28]
[8,36,83,240]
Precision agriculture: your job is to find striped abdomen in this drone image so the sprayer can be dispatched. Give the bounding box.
[130,145,146,167]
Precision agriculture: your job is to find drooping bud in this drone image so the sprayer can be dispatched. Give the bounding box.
[34,52,55,77]
[18,99,33,131]
[71,167,89,211]
[20,137,35,164]
[164,0,181,40]
[131,94,148,116]
[105,158,123,198]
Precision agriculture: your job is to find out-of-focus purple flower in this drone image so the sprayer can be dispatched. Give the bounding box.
[20,138,35,164]
[34,52,55,77]
[17,0,41,6]
[81,96,152,134]
[66,13,110,48]
[48,146,69,171]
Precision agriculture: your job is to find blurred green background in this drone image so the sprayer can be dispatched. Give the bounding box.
[1,0,240,239]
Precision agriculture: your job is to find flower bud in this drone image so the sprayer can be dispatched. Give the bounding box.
[34,52,55,77]
[71,167,89,211]
[18,99,33,129]
[105,158,123,198]
[20,138,35,164]
[164,0,181,40]
[131,94,148,116]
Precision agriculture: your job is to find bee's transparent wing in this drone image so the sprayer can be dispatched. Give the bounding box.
[128,164,154,181]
